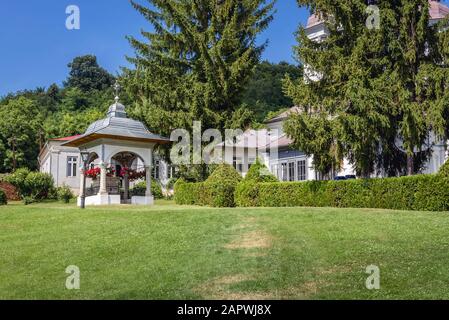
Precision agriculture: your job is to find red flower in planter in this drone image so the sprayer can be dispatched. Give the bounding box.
[84,167,101,179]
[119,167,146,182]
[83,165,115,179]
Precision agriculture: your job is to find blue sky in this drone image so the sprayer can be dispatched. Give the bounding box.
[0,1,308,96]
[2,1,448,97]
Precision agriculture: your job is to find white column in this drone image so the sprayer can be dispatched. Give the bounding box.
[79,166,85,196]
[124,173,129,201]
[145,165,152,196]
[99,162,107,195]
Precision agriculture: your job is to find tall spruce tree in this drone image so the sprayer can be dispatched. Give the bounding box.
[284,0,449,177]
[123,0,275,135]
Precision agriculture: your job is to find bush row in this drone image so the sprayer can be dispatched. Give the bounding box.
[238,174,449,211]
[175,158,449,211]
[174,164,242,207]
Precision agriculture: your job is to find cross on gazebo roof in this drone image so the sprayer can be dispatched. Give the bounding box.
[113,80,121,103]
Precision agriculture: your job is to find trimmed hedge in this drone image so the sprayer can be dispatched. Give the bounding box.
[0,190,7,205]
[174,180,207,205]
[438,160,449,177]
[174,164,241,207]
[241,174,449,211]
[235,159,277,207]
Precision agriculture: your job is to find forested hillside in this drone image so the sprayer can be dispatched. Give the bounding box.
[0,55,299,173]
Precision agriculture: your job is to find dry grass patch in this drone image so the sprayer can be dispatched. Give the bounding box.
[225,217,273,250]
[224,230,272,249]
[196,274,273,300]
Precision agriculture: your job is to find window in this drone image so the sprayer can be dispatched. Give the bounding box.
[167,165,176,179]
[67,156,78,177]
[297,160,307,181]
[288,162,295,181]
[233,157,243,172]
[153,160,160,180]
[281,163,288,181]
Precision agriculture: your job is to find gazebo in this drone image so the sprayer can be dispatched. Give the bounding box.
[63,84,170,206]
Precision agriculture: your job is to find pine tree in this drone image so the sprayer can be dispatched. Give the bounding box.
[284,0,449,177]
[123,0,275,135]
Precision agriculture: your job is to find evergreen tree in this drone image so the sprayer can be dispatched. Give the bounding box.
[284,0,449,177]
[65,55,115,91]
[123,0,275,135]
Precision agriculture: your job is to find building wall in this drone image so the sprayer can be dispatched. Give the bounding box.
[39,141,82,194]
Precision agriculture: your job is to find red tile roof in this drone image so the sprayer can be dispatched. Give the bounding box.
[50,135,82,141]
[306,0,449,29]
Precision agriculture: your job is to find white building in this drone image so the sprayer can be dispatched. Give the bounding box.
[221,0,449,180]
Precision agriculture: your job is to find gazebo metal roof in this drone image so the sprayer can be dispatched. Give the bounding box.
[63,98,170,148]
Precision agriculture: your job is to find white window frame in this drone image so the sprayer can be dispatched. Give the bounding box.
[67,156,78,177]
[281,163,288,181]
[153,160,160,180]
[297,159,307,181]
[288,162,295,181]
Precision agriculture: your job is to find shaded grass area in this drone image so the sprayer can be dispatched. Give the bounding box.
[1,201,449,299]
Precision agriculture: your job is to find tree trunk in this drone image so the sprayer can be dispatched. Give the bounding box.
[407,154,414,176]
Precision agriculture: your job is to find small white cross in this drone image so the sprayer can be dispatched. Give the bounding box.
[113,80,121,102]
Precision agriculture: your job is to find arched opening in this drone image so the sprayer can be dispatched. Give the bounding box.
[110,151,148,204]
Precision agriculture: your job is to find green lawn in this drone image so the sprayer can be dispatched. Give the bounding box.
[1,200,449,300]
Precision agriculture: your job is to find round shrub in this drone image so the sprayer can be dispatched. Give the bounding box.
[244,158,278,183]
[57,184,74,203]
[204,163,241,207]
[0,190,7,205]
[25,172,55,201]
[131,181,164,199]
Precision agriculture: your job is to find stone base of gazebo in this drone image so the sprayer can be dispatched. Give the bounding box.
[77,194,121,206]
[131,195,154,205]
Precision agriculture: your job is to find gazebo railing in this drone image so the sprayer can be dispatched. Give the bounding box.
[85,185,121,197]
[85,186,99,197]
